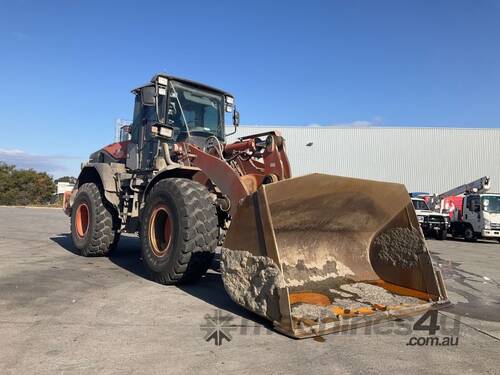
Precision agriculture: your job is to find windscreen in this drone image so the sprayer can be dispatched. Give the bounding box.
[482,196,500,213]
[167,81,224,140]
[412,199,429,211]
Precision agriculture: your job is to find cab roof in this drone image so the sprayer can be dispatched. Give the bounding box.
[131,73,232,97]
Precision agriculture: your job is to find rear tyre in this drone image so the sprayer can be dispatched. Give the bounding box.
[71,182,120,256]
[436,229,448,240]
[140,178,218,284]
[450,223,461,239]
[464,226,476,242]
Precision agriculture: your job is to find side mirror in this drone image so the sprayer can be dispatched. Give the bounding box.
[233,110,240,127]
[225,109,240,137]
[141,86,156,106]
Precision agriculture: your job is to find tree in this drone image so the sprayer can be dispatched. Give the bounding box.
[0,163,56,206]
[55,176,77,184]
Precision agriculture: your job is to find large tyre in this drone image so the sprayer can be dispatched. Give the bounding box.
[71,182,120,256]
[140,178,218,284]
[464,226,476,242]
[450,223,461,239]
[436,229,448,240]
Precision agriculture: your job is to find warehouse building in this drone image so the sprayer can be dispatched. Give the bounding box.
[230,126,500,194]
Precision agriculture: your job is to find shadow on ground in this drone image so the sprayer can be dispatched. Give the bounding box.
[50,233,270,327]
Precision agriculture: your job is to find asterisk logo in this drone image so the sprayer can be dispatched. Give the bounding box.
[200,310,235,346]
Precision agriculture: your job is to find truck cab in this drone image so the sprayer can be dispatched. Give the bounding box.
[451,193,500,241]
[411,198,450,240]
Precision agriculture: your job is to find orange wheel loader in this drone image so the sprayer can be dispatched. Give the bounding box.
[64,74,448,338]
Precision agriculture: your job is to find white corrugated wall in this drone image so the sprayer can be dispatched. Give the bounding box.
[228,126,500,194]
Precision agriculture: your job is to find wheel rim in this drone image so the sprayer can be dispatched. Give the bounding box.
[75,203,89,238]
[149,204,173,257]
[465,228,473,239]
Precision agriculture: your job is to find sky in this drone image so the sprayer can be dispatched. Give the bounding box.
[0,0,499,177]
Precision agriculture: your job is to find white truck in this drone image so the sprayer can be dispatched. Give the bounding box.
[434,176,500,241]
[411,198,450,240]
[450,193,500,241]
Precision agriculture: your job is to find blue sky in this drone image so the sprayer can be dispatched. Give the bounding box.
[0,0,499,177]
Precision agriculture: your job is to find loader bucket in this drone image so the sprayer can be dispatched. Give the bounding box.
[221,173,448,338]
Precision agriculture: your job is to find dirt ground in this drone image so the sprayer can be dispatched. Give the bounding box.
[0,207,498,374]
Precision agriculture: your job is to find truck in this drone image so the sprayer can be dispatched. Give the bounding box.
[411,197,449,240]
[450,193,500,241]
[432,176,500,241]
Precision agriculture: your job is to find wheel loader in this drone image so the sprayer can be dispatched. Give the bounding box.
[64,74,448,338]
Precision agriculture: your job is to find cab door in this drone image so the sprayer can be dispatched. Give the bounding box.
[464,195,482,232]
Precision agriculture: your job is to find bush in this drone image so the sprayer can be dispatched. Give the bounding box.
[0,163,56,206]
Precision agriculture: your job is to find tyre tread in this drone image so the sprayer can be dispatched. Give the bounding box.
[74,183,119,256]
[144,178,218,284]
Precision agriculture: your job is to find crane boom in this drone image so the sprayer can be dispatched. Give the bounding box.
[438,176,490,199]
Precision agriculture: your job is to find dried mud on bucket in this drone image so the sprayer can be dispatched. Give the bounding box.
[289,283,424,325]
[220,248,427,327]
[220,248,285,321]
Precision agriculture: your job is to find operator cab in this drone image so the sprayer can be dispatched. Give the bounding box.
[127,73,239,171]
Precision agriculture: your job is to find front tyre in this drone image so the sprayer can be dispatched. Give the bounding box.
[464,226,476,242]
[436,229,448,240]
[71,182,120,256]
[140,178,218,284]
